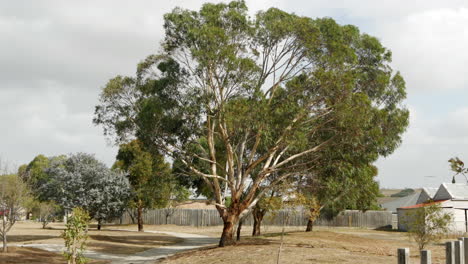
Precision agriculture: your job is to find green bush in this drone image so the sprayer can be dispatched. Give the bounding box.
[391,188,415,197]
[405,203,453,250]
[62,207,90,264]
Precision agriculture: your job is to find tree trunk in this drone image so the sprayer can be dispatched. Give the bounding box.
[2,215,7,253]
[252,209,264,236]
[305,219,313,232]
[2,233,6,253]
[218,211,240,247]
[236,219,243,241]
[128,208,137,224]
[137,203,144,232]
[219,220,235,247]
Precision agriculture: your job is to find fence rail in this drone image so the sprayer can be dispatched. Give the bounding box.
[112,209,392,229]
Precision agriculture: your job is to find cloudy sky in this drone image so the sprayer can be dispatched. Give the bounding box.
[1,0,467,188]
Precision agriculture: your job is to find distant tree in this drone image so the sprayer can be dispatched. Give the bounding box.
[114,140,179,231]
[161,181,191,224]
[449,157,468,183]
[251,190,284,237]
[19,155,67,193]
[0,174,30,252]
[44,153,130,230]
[391,188,415,198]
[405,202,453,250]
[62,207,90,264]
[18,154,68,220]
[300,163,381,232]
[38,201,60,229]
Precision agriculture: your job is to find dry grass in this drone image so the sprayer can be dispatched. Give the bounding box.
[88,231,182,254]
[6,221,184,263]
[156,227,450,264]
[6,222,456,264]
[0,246,109,264]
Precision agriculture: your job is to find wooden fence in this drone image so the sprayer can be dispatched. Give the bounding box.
[113,209,392,229]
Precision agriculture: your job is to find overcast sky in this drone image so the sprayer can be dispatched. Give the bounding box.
[1,0,467,188]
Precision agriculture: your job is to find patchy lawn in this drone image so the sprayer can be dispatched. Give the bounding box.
[0,246,109,264]
[5,221,184,263]
[156,228,449,264]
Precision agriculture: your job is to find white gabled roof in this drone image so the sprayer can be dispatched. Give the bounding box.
[422,187,438,198]
[416,190,431,204]
[381,190,422,213]
[433,183,468,201]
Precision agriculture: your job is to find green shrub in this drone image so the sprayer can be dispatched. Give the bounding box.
[405,203,453,250]
[391,188,415,197]
[62,207,90,264]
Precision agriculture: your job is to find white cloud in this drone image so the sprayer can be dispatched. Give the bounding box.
[382,8,468,91]
[376,105,468,188]
[1,0,468,189]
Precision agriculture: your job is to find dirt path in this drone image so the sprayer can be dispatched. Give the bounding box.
[16,229,218,264]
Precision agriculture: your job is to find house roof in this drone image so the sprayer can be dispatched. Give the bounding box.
[399,199,449,209]
[422,187,438,198]
[434,183,468,200]
[380,190,422,213]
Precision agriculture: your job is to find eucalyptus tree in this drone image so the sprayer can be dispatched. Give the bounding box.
[94,1,408,246]
[113,139,176,231]
[449,157,468,183]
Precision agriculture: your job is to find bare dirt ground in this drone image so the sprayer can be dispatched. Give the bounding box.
[155,226,450,264]
[2,222,456,264]
[2,222,183,263]
[0,246,109,264]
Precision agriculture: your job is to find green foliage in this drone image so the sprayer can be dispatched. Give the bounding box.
[391,188,415,198]
[62,207,90,264]
[0,174,31,252]
[114,140,176,209]
[38,201,60,229]
[94,1,409,246]
[449,157,467,183]
[405,203,453,250]
[19,154,67,201]
[0,174,31,218]
[44,153,130,224]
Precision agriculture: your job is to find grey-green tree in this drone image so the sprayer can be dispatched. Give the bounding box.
[44,153,130,230]
[94,1,408,246]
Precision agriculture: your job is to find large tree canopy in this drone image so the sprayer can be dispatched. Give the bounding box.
[94,1,409,246]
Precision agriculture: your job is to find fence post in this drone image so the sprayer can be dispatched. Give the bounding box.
[455,240,465,264]
[398,248,410,264]
[447,241,455,264]
[462,238,468,263]
[421,250,431,264]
